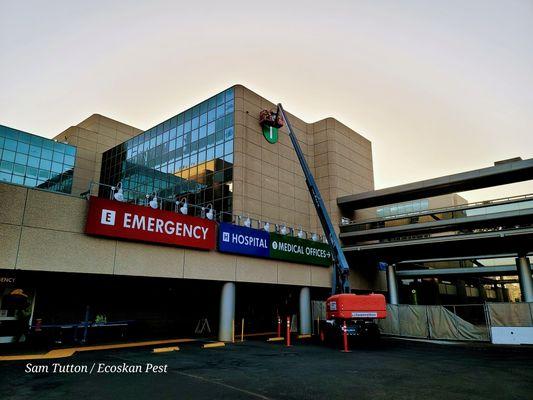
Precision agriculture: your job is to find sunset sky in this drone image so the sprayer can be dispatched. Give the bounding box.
[1,1,532,201]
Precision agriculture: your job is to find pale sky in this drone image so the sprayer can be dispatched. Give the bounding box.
[1,1,532,202]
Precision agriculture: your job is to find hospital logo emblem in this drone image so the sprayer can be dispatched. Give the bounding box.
[101,209,116,226]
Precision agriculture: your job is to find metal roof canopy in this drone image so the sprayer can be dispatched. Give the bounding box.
[337,158,533,210]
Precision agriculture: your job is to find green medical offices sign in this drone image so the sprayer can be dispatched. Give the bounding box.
[270,233,332,266]
[262,125,278,144]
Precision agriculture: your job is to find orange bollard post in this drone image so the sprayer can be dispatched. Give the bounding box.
[286,316,291,347]
[341,320,350,352]
[277,316,281,337]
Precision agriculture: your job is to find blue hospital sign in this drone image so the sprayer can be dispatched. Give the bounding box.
[218,223,270,258]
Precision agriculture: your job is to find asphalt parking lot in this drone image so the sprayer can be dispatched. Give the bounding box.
[1,337,532,400]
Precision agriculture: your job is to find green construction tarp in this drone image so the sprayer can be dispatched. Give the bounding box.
[487,303,533,327]
[379,304,489,341]
[427,306,488,341]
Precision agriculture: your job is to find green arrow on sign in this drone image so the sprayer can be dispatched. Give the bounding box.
[262,125,278,144]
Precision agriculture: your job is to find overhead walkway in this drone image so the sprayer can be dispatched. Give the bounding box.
[336,158,533,304]
[337,157,533,210]
[340,194,533,245]
[340,193,533,262]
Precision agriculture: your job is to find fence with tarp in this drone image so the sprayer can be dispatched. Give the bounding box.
[311,301,533,342]
[379,303,533,342]
[379,304,489,341]
[486,303,533,327]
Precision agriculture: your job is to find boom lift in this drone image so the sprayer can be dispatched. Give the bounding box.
[260,104,386,343]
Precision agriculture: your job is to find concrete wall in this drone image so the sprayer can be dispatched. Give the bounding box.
[54,114,142,196]
[0,182,330,288]
[232,85,374,235]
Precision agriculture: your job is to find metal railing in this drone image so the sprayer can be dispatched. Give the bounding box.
[83,181,328,241]
[342,193,533,229]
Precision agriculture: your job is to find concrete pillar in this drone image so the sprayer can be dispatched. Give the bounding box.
[218,282,235,342]
[456,279,468,303]
[516,256,533,302]
[477,283,486,301]
[387,264,399,305]
[299,287,311,335]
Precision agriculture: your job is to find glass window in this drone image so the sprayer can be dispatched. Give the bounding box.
[28,156,40,168]
[215,144,224,158]
[26,166,38,178]
[64,155,75,166]
[13,163,26,176]
[38,169,50,180]
[0,160,13,173]
[24,177,37,186]
[225,100,234,114]
[0,172,11,182]
[5,139,17,151]
[208,109,216,123]
[11,175,24,185]
[41,149,52,160]
[40,159,51,170]
[30,135,43,147]
[18,132,31,143]
[207,122,215,135]
[42,140,54,151]
[54,142,66,153]
[225,87,234,101]
[17,142,29,154]
[191,129,199,142]
[52,152,64,163]
[215,117,224,132]
[225,114,234,128]
[215,130,224,144]
[29,145,41,157]
[169,128,177,140]
[216,92,225,106]
[216,105,225,119]
[3,150,15,162]
[192,117,199,130]
[224,140,233,155]
[199,125,207,139]
[51,162,63,173]
[200,113,207,126]
[15,153,28,165]
[225,127,234,140]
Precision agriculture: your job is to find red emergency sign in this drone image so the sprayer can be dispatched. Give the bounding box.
[85,196,216,250]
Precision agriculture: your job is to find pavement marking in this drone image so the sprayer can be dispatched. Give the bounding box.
[174,370,272,400]
[266,337,284,342]
[202,342,225,349]
[243,331,276,338]
[0,338,196,361]
[153,346,180,353]
[298,334,312,339]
